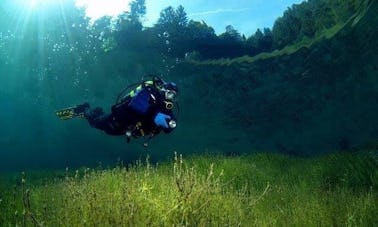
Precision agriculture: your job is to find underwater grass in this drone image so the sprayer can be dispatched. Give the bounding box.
[0,151,377,226]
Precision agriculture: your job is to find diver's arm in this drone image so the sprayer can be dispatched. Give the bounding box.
[152,108,176,133]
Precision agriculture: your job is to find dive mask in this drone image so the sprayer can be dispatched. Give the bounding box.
[164,89,177,101]
[161,82,178,101]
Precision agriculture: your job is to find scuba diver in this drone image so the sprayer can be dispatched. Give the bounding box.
[55,76,178,144]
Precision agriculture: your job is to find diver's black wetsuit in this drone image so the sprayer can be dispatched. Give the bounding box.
[84,84,175,137]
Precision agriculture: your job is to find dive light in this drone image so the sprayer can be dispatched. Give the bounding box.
[168,119,177,128]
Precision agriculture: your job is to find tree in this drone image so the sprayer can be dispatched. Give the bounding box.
[186,20,217,58]
[175,5,188,27]
[261,28,273,52]
[156,5,188,30]
[130,0,146,21]
[128,0,146,31]
[272,5,302,49]
[114,0,147,49]
[253,29,264,48]
[116,0,146,32]
[155,5,190,56]
[187,20,216,41]
[219,25,242,42]
[208,25,244,58]
[157,6,176,27]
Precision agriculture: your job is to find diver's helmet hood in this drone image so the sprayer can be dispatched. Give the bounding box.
[163,82,178,92]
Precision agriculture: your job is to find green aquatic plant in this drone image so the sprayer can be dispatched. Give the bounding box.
[0,151,377,226]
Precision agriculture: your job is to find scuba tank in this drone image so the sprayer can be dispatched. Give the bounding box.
[115,76,164,105]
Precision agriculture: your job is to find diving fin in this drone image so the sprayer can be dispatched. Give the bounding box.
[55,103,89,120]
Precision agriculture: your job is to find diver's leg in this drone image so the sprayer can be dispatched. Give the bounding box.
[84,107,124,135]
[56,103,122,135]
[84,107,108,130]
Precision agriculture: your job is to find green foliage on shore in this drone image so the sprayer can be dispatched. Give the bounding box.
[108,0,372,59]
[2,0,367,61]
[0,151,377,226]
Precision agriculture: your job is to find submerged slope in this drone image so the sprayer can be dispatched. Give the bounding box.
[172,0,378,155]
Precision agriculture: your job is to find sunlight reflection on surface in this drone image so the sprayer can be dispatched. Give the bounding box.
[75,0,131,20]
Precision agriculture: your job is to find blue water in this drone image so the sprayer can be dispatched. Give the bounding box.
[0,0,377,172]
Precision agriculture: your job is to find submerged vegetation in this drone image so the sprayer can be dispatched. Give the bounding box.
[0,152,377,226]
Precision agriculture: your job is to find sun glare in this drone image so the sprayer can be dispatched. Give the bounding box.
[29,0,38,8]
[75,0,131,21]
[23,0,46,9]
[15,0,59,10]
[18,0,131,20]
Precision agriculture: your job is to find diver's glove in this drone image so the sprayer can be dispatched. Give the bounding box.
[154,112,171,129]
